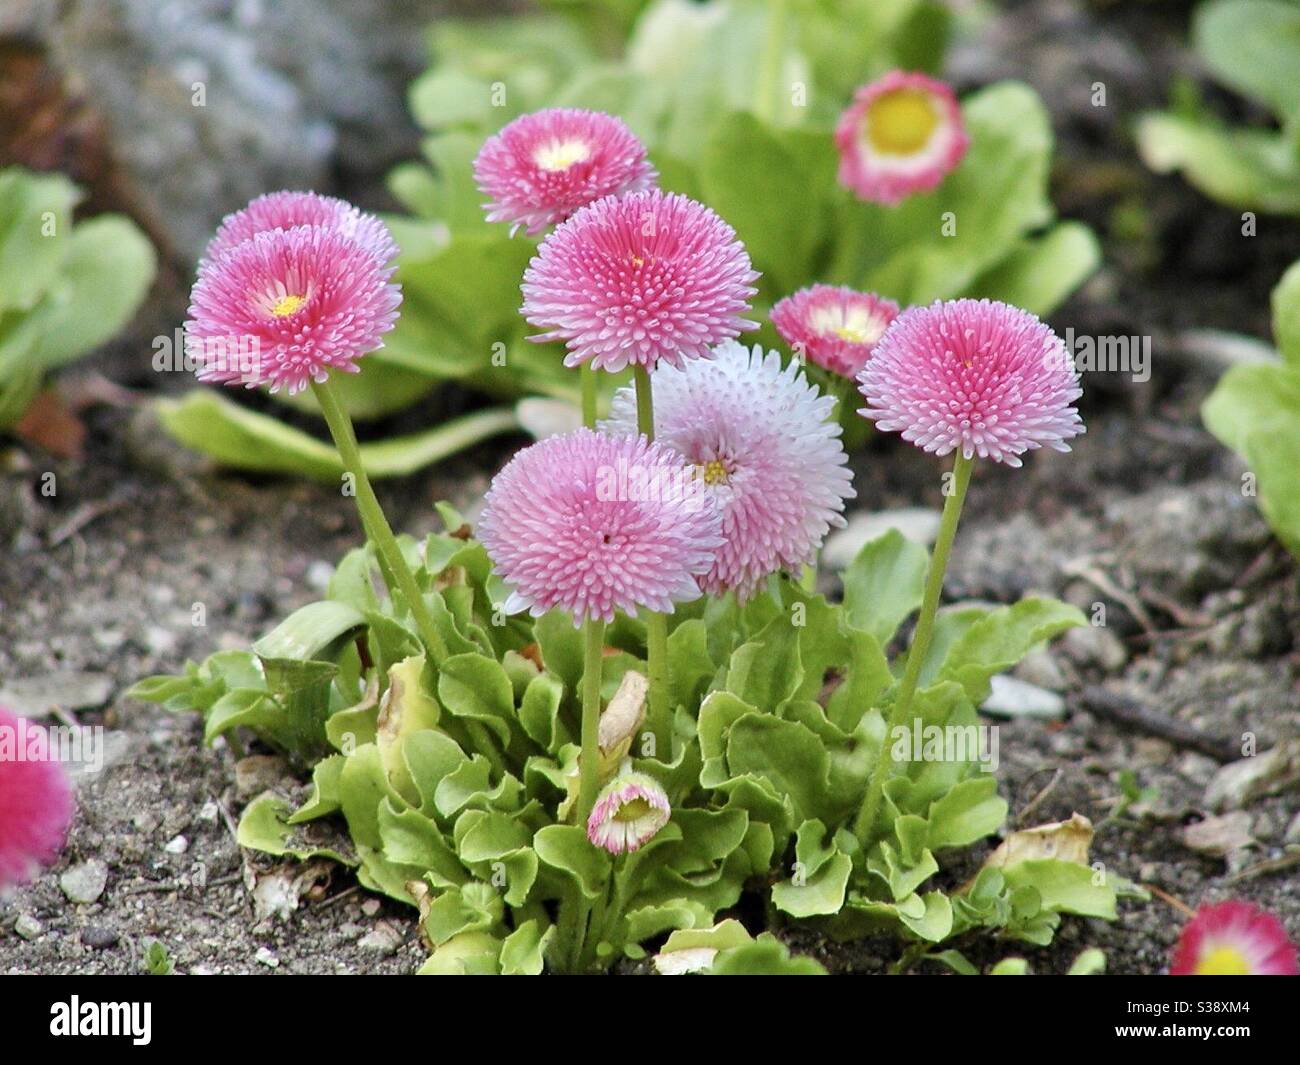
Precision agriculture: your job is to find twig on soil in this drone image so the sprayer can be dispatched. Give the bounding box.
[1015,768,1064,827]
[47,493,132,548]
[1224,848,1300,885]
[122,881,179,896]
[317,885,360,910]
[1075,687,1240,763]
[1142,883,1195,919]
[1062,561,1158,634]
[1234,543,1285,589]
[1137,585,1212,629]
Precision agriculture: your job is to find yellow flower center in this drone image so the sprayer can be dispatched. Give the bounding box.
[271,294,306,318]
[865,88,939,155]
[614,797,653,823]
[1194,946,1251,975]
[811,305,886,346]
[534,138,592,172]
[698,459,729,485]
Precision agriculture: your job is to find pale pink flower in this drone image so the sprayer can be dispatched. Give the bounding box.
[185,224,401,395]
[603,341,854,601]
[858,298,1084,467]
[836,70,969,206]
[204,190,398,266]
[474,108,657,236]
[521,189,758,372]
[587,773,670,855]
[477,428,723,625]
[770,285,900,379]
[0,709,73,889]
[1170,901,1298,975]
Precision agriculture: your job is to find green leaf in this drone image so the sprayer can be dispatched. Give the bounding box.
[437,653,515,748]
[990,957,1030,975]
[500,919,553,975]
[534,824,612,900]
[926,777,1008,850]
[156,390,519,481]
[842,529,930,647]
[1195,0,1300,118]
[236,794,355,865]
[1273,259,1300,363]
[1203,362,1300,555]
[1068,947,1107,975]
[709,937,827,975]
[1001,859,1117,919]
[254,601,367,662]
[968,222,1101,317]
[0,168,79,313]
[939,597,1086,702]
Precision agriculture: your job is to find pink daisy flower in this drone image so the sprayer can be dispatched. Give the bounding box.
[858,298,1084,467]
[603,341,854,602]
[185,224,402,395]
[203,190,399,267]
[0,708,74,889]
[474,108,657,237]
[770,284,901,379]
[477,428,723,625]
[521,189,759,372]
[835,70,969,206]
[587,773,670,855]
[1170,901,1298,975]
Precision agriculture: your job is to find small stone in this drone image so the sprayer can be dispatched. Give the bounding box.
[164,834,189,855]
[305,560,335,592]
[143,625,179,657]
[358,922,403,955]
[189,964,218,976]
[1014,648,1068,691]
[197,800,220,824]
[1181,811,1254,858]
[60,859,109,904]
[1138,862,1160,883]
[82,925,120,950]
[981,675,1066,720]
[0,671,114,718]
[1061,626,1128,672]
[360,898,381,917]
[1205,739,1300,812]
[234,754,288,799]
[1285,810,1300,844]
[254,947,279,968]
[14,914,43,940]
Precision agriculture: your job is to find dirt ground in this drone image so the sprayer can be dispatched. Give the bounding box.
[1,0,1297,974]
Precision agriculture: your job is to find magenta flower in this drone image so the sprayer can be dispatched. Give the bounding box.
[587,773,670,855]
[0,709,73,889]
[521,189,759,372]
[474,108,657,236]
[477,428,723,625]
[859,298,1083,467]
[603,341,854,601]
[771,284,900,379]
[185,224,402,395]
[835,70,969,206]
[1170,901,1298,975]
[203,190,398,267]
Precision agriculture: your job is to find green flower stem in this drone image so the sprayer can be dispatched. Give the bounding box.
[577,617,607,823]
[581,362,598,428]
[853,452,973,845]
[311,377,449,666]
[634,365,671,754]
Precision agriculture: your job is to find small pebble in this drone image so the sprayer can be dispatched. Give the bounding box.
[361,899,381,917]
[60,859,109,904]
[82,925,120,950]
[254,947,279,968]
[164,834,189,855]
[14,914,43,941]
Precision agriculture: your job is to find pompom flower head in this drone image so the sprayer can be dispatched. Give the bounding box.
[1170,901,1298,975]
[474,108,657,236]
[835,70,969,206]
[203,190,398,266]
[859,298,1084,467]
[587,772,670,855]
[477,428,723,625]
[0,708,73,890]
[521,189,759,372]
[186,224,402,395]
[603,341,854,601]
[771,284,900,379]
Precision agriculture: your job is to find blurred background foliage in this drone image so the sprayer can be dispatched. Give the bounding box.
[154,0,1100,480]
